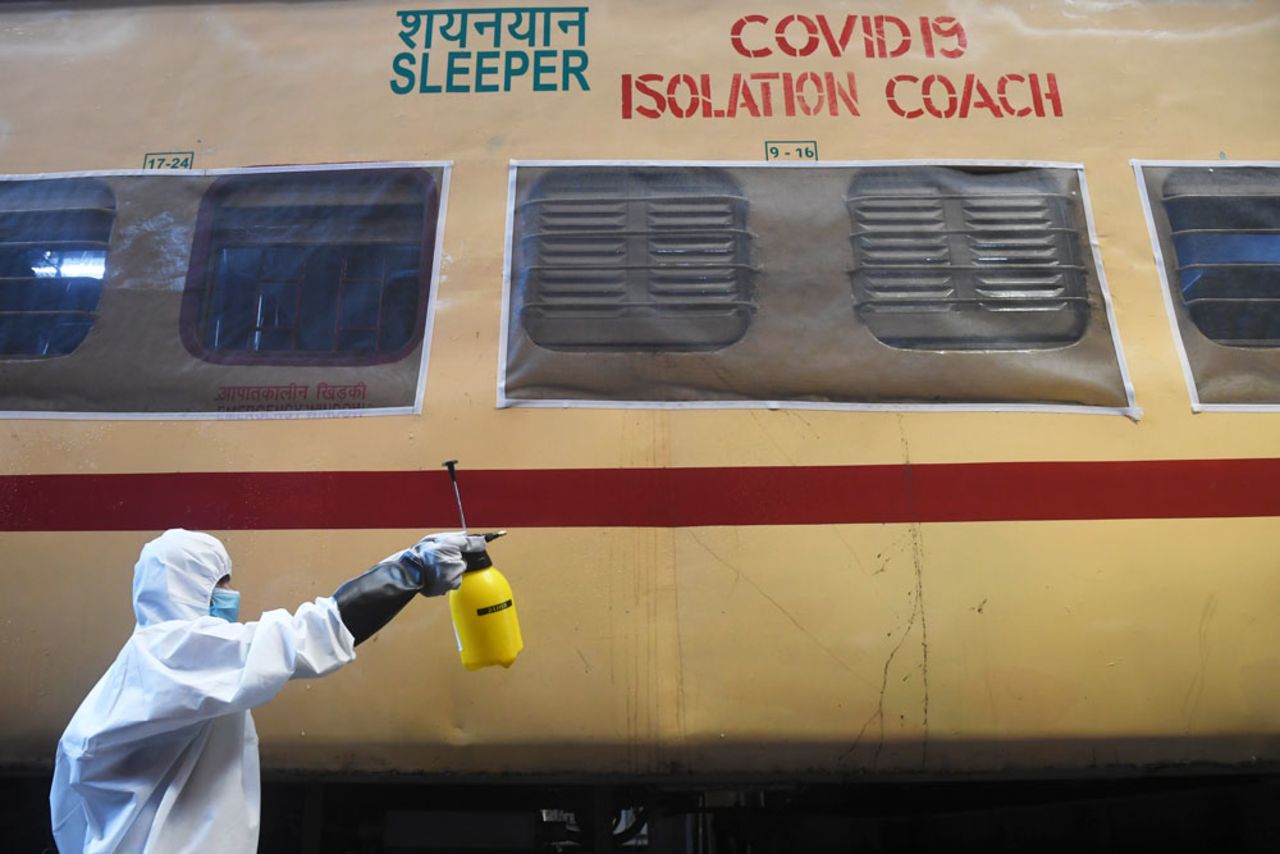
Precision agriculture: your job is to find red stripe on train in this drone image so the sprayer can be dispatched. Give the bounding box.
[3,460,1280,531]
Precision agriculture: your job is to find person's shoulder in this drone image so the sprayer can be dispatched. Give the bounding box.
[132,615,254,661]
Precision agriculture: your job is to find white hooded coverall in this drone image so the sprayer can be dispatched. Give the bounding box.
[50,529,357,852]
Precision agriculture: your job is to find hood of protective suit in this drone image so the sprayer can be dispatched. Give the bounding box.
[132,529,232,626]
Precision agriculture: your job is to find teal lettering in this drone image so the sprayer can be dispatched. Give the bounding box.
[503,51,529,91]
[562,50,589,91]
[395,48,592,95]
[390,52,416,95]
[474,50,500,92]
[418,52,442,93]
[446,51,472,93]
[532,49,557,91]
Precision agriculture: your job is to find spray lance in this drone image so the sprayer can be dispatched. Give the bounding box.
[441,460,524,670]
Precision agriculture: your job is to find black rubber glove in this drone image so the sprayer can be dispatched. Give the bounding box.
[332,534,471,645]
[332,561,423,646]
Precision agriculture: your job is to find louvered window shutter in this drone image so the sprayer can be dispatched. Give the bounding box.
[516,169,754,351]
[848,168,1090,350]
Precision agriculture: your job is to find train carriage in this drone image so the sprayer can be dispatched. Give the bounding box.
[1,0,1278,848]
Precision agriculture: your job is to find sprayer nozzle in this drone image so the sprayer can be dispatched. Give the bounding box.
[441,459,468,530]
[484,531,507,542]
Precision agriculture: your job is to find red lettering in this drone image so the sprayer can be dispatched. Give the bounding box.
[666,74,700,118]
[885,75,923,118]
[880,16,912,58]
[1040,72,1063,117]
[795,71,824,116]
[726,13,968,61]
[997,74,1032,117]
[862,15,876,58]
[633,73,665,119]
[730,15,771,58]
[727,74,761,117]
[750,72,779,116]
[1028,73,1064,117]
[959,74,1002,118]
[815,15,859,57]
[933,17,967,59]
[922,73,957,118]
[775,14,820,57]
[782,73,797,115]
[621,65,1042,122]
[823,71,859,116]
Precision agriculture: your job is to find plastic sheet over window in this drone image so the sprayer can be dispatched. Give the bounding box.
[183,170,432,365]
[0,164,447,419]
[0,179,113,359]
[848,168,1089,351]
[1135,162,1280,410]
[517,168,754,352]
[502,161,1136,415]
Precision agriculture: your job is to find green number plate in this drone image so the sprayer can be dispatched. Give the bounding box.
[764,141,819,162]
[142,151,195,169]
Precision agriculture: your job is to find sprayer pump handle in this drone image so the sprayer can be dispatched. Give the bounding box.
[463,549,493,571]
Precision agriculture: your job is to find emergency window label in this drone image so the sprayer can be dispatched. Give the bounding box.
[477,599,514,616]
[621,13,1063,121]
[391,7,590,94]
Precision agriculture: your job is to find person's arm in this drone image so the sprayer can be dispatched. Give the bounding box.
[333,532,475,645]
[80,535,475,749]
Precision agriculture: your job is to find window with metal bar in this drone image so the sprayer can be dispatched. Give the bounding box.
[182,168,436,365]
[1160,167,1280,347]
[0,178,113,358]
[514,168,754,350]
[847,167,1090,350]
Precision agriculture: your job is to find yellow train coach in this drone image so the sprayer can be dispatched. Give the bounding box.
[1,0,1278,849]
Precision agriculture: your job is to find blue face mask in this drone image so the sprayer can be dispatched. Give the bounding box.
[209,588,241,623]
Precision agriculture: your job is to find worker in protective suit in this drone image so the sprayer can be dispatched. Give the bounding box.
[50,527,480,853]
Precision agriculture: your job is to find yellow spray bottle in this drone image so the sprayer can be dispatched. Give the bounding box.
[442,460,524,670]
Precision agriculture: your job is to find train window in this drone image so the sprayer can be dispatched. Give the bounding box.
[1136,162,1280,408]
[504,162,1134,414]
[181,168,437,365]
[512,168,754,351]
[847,167,1089,350]
[1160,167,1280,346]
[0,178,113,358]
